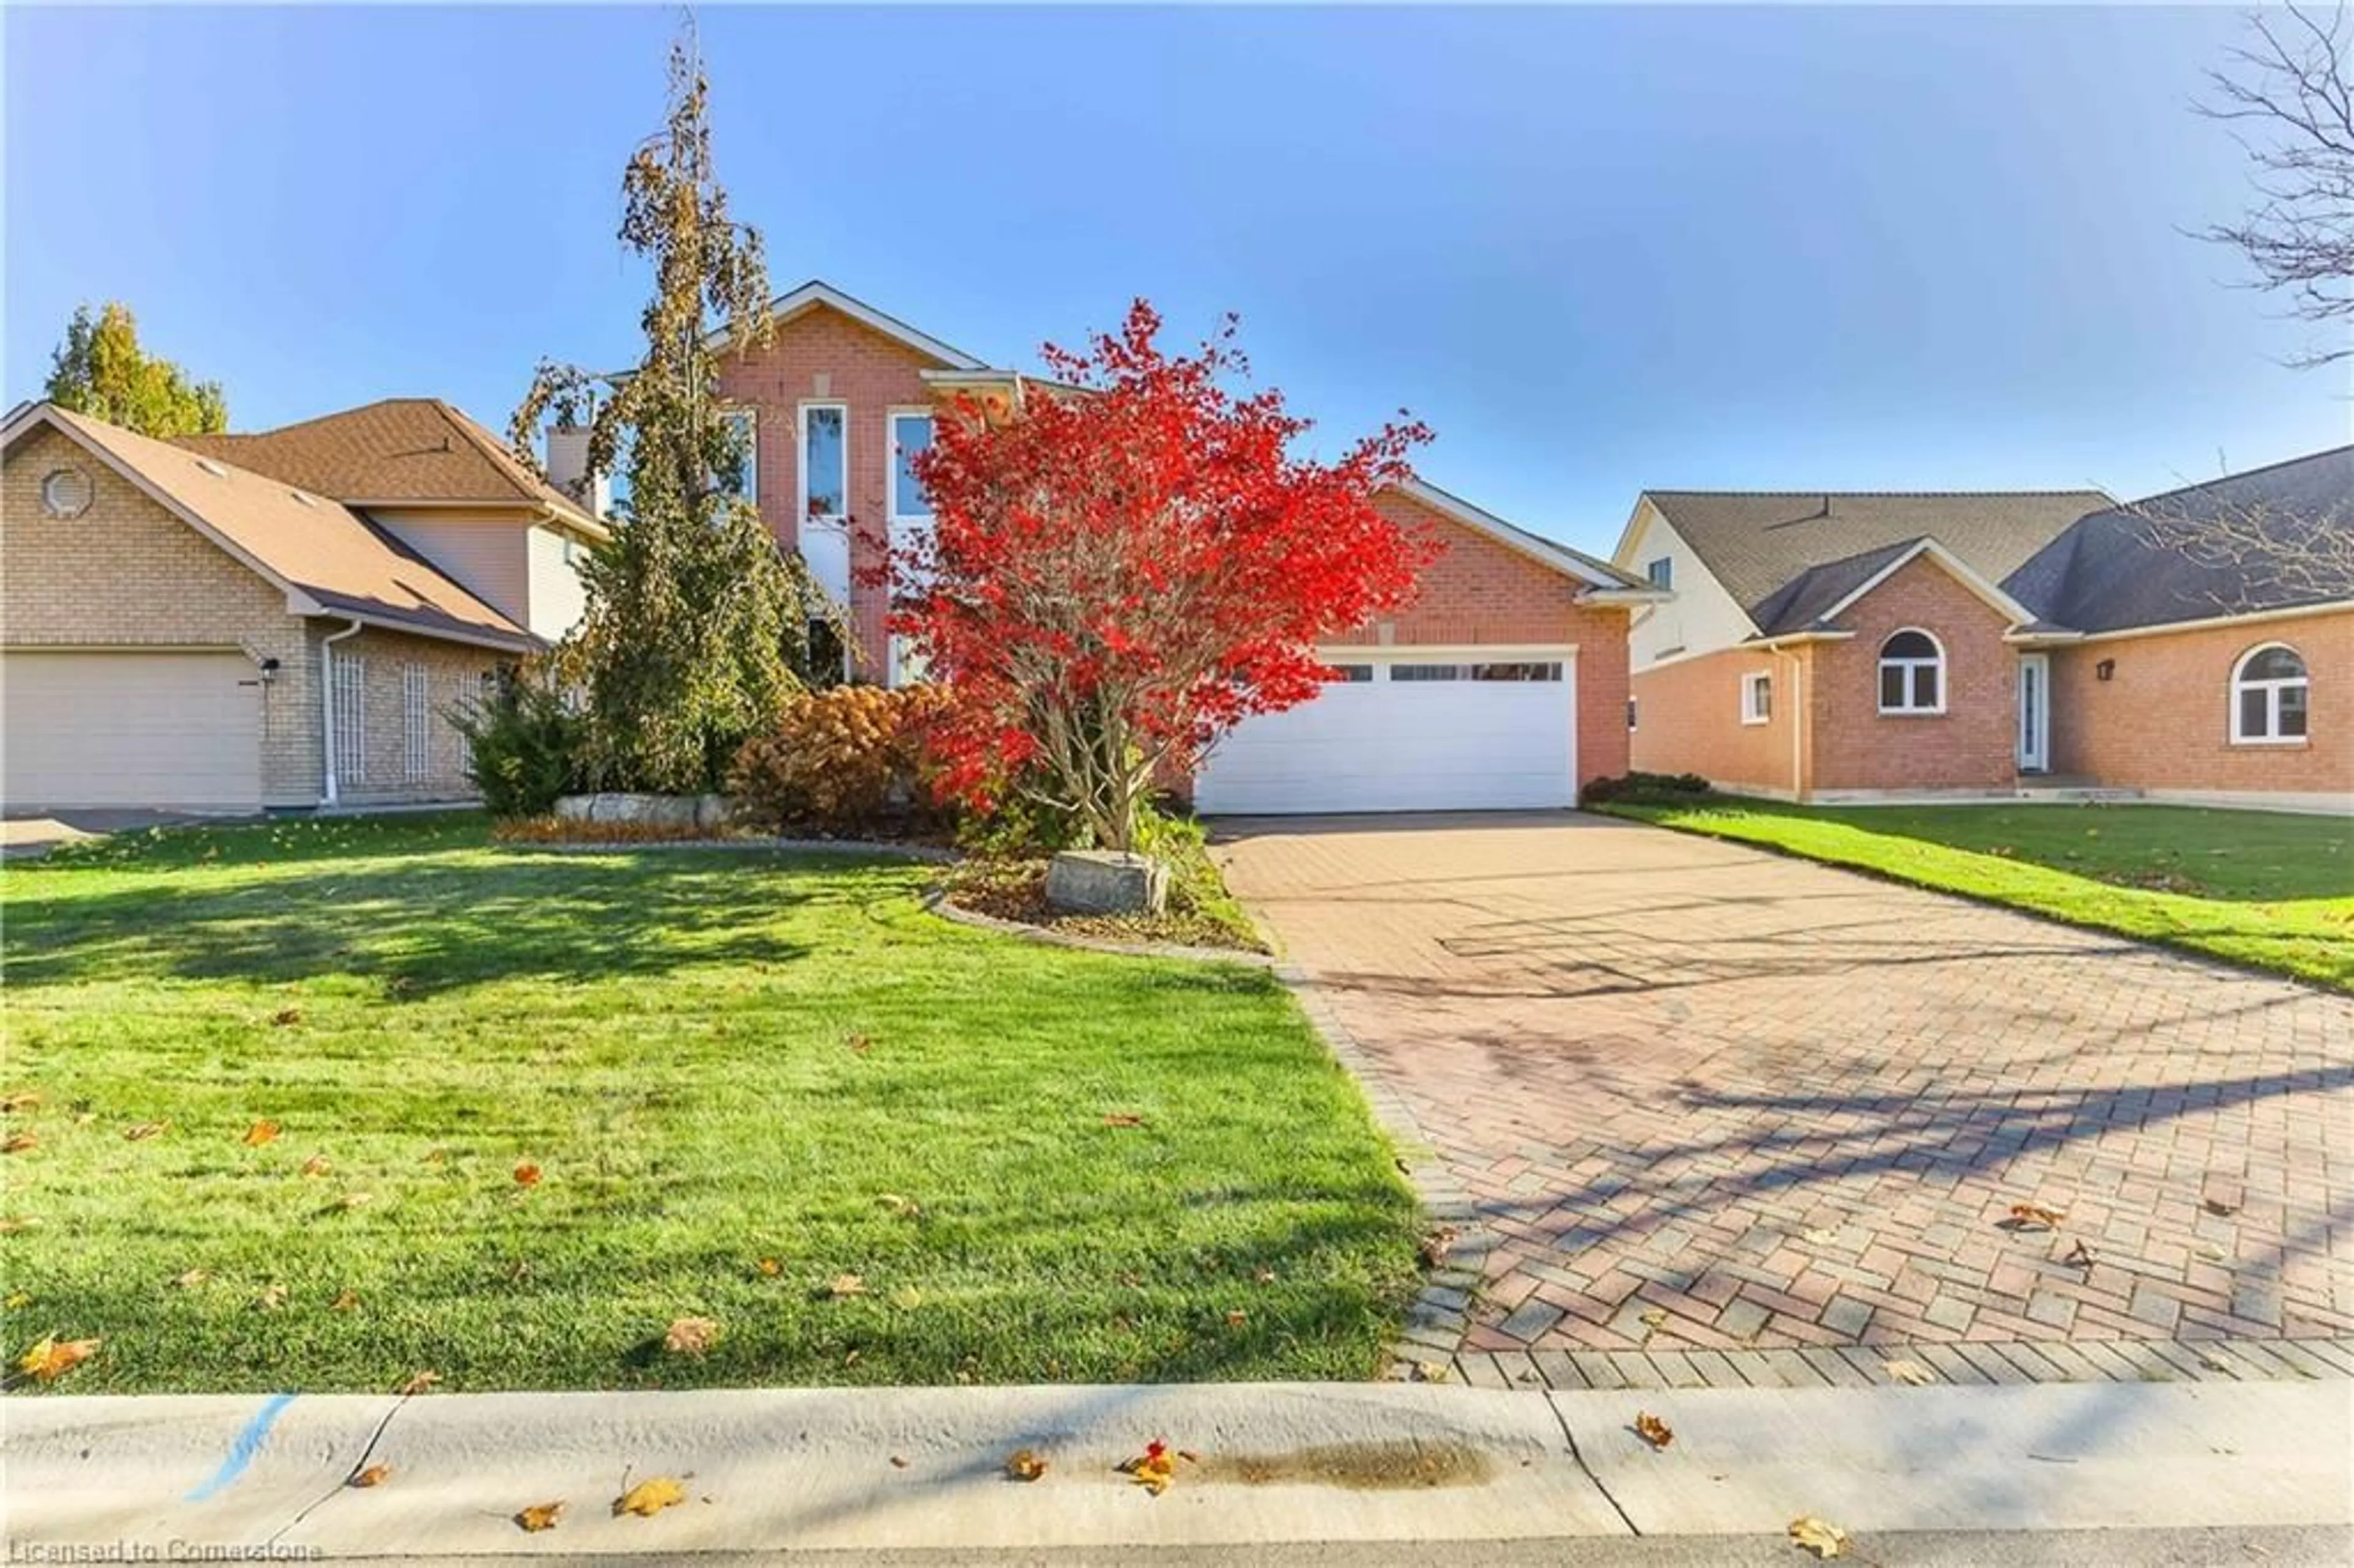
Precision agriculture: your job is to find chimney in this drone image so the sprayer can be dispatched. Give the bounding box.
[544,426,611,519]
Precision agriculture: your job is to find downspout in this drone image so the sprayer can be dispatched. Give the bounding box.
[318,618,364,809]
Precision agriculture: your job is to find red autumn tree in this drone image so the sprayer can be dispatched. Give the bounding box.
[891,300,1433,851]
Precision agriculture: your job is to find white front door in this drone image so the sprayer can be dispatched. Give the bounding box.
[2016,653,2050,773]
[1194,650,1578,815]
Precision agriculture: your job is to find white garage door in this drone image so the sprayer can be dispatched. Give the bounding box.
[3,650,263,811]
[1195,651,1577,815]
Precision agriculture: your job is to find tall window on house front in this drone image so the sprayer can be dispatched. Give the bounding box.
[887,411,937,687]
[1877,629,1945,714]
[720,409,758,504]
[332,655,369,786]
[2232,643,2309,742]
[402,664,430,782]
[800,403,847,523]
[1741,671,1772,725]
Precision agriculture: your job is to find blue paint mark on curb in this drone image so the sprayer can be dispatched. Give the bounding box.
[186,1392,296,1502]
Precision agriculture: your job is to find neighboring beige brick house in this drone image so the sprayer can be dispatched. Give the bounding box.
[1,400,605,813]
[1613,447,2353,812]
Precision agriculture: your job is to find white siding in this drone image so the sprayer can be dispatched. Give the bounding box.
[1618,500,1759,669]
[526,524,590,641]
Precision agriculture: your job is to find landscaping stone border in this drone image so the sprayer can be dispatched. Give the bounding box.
[920,888,1276,966]
[507,837,958,862]
[1273,965,1495,1383]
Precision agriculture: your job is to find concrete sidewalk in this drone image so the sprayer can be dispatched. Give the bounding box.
[6,1380,2348,1559]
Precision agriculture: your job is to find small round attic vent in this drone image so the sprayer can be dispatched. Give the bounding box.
[40,466,93,518]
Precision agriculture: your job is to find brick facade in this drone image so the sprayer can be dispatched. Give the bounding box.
[1629,645,1802,796]
[714,307,939,681]
[4,424,508,809]
[1805,555,2019,793]
[2048,609,2352,804]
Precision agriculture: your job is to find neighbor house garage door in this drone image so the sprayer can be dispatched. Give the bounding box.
[1194,650,1577,815]
[2,650,263,812]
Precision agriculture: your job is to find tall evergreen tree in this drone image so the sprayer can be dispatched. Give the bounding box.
[511,26,821,792]
[45,302,227,436]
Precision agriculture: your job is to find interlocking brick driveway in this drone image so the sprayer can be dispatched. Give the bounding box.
[1216,813,2354,1388]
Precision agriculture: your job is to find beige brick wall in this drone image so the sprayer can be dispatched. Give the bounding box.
[322,626,504,806]
[4,424,322,805]
[2049,610,2352,801]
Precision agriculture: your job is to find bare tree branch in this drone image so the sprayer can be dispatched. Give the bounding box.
[2195,2,2354,365]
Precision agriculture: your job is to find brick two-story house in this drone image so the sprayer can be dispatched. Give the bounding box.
[551,280,1664,815]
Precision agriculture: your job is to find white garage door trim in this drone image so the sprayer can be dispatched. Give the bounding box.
[1195,644,1578,816]
[2,647,264,812]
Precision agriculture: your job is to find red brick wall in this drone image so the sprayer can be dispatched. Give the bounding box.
[714,306,939,679]
[1806,555,2019,792]
[1328,491,1632,786]
[1629,647,1801,794]
[2049,610,2352,799]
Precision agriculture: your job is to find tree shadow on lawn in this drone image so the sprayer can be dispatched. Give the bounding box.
[0,852,915,997]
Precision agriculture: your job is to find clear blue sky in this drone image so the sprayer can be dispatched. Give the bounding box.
[7,4,2347,556]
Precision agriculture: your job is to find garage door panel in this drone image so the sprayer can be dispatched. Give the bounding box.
[3,651,263,811]
[1195,654,1575,815]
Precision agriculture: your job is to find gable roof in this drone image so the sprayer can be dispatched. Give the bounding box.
[2005,446,2354,636]
[7,403,535,652]
[1748,536,2036,638]
[1634,490,2109,626]
[1395,478,1661,595]
[752,280,988,370]
[178,398,603,533]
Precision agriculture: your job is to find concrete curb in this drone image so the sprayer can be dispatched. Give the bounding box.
[6,1381,2345,1558]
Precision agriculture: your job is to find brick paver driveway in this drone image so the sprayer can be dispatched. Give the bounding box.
[1216,812,2354,1389]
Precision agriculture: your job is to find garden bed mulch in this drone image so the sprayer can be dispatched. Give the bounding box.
[938,856,1270,956]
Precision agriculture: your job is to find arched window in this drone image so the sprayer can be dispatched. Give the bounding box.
[1877,629,1945,714]
[2231,644,2309,743]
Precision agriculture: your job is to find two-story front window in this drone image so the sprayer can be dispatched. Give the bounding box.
[888,410,935,686]
[798,403,852,613]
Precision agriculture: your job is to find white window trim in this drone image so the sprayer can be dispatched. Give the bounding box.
[1740,670,1772,725]
[798,400,848,529]
[1876,627,1947,716]
[886,407,935,525]
[2229,641,2310,745]
[721,406,758,506]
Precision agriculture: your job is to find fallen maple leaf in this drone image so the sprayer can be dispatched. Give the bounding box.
[1254,1267,1276,1285]
[123,1121,169,1142]
[1103,1112,1145,1128]
[272,1008,303,1027]
[1121,1439,1178,1496]
[1224,1309,1247,1328]
[1634,1412,1674,1450]
[2062,1239,2095,1270]
[173,1269,211,1290]
[513,1162,543,1188]
[1788,1515,1850,1558]
[4,1293,29,1310]
[255,1284,289,1311]
[16,1335,100,1382]
[1883,1359,1937,1386]
[845,1032,872,1056]
[0,1091,42,1114]
[2006,1203,2065,1230]
[301,1154,332,1178]
[349,1463,392,1489]
[665,1316,721,1356]
[514,1501,565,1533]
[396,1369,440,1396]
[756,1257,782,1277]
[821,1273,867,1299]
[2,1133,36,1155]
[330,1289,361,1312]
[242,1119,281,1147]
[612,1477,687,1518]
[877,1193,921,1218]
[1004,1448,1048,1482]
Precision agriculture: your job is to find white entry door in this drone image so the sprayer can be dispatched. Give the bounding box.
[1194,650,1577,815]
[2016,653,2050,773]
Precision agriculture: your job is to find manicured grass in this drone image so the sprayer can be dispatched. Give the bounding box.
[1599,799,2353,991]
[0,815,1419,1394]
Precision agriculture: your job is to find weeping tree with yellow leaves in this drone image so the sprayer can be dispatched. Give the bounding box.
[509,23,826,793]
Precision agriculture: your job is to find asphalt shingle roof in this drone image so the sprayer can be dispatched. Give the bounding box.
[178,398,599,528]
[1643,490,2110,626]
[2006,446,2354,634]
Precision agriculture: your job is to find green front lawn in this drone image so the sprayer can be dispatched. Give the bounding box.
[1599,799,2353,990]
[1,816,1419,1394]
